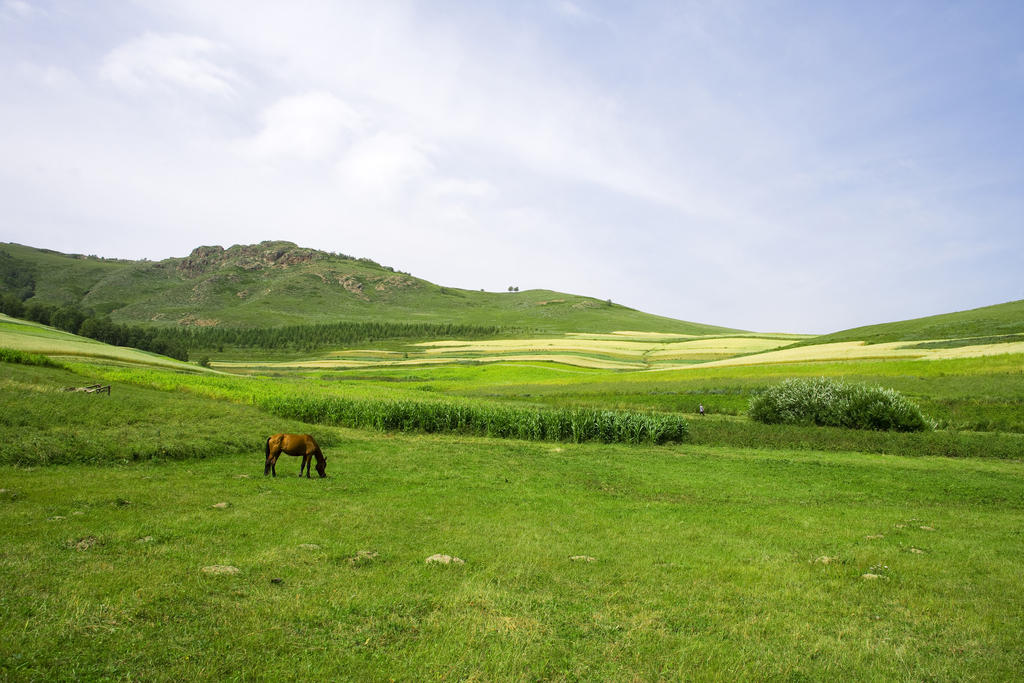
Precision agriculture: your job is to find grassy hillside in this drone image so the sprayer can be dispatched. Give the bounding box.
[797,299,1024,346]
[2,241,739,335]
[0,314,201,371]
[1,243,132,310]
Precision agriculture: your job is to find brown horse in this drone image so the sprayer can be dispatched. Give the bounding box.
[264,433,327,478]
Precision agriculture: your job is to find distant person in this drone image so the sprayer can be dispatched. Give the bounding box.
[699,404,705,417]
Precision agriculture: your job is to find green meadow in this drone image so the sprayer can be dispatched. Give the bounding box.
[3,318,1024,681]
[4,433,1023,682]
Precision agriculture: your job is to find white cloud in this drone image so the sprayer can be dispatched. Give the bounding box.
[2,0,34,18]
[240,91,363,161]
[552,1,585,19]
[336,132,434,197]
[550,1,610,26]
[100,32,236,96]
[13,62,77,88]
[426,178,496,200]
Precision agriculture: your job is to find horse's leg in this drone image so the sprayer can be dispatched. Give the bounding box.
[302,453,312,478]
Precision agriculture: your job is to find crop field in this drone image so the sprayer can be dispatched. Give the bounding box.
[699,340,1024,368]
[205,333,808,372]
[197,331,1024,375]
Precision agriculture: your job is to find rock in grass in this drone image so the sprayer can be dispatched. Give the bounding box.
[299,543,321,550]
[136,536,154,543]
[347,550,378,565]
[425,554,464,565]
[569,556,596,562]
[212,502,229,508]
[201,565,240,575]
[67,536,98,551]
[862,573,887,580]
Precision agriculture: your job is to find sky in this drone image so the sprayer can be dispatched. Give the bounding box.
[1,0,1022,333]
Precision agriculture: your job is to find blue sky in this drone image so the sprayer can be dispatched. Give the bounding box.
[1,0,1022,333]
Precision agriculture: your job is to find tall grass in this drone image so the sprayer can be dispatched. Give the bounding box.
[263,394,689,445]
[748,376,933,432]
[0,347,66,369]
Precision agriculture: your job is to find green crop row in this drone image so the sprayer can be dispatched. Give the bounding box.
[0,347,65,369]
[262,394,689,445]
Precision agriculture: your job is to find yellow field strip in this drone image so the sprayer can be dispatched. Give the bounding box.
[414,336,793,359]
[685,340,1024,369]
[648,338,790,358]
[565,331,698,341]
[214,354,641,371]
[415,339,654,355]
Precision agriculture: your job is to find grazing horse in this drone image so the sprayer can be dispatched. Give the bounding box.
[264,433,327,478]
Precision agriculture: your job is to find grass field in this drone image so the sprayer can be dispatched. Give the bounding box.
[2,431,1022,681]
[3,298,1024,680]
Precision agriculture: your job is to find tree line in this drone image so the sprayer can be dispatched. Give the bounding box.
[167,321,509,352]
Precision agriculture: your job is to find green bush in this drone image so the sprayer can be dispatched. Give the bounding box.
[748,376,933,432]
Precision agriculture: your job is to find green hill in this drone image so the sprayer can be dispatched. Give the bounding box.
[797,299,1024,348]
[1,241,739,335]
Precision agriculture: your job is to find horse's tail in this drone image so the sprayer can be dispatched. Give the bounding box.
[265,436,271,459]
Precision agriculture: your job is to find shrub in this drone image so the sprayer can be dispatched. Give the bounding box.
[748,376,933,432]
[0,293,25,318]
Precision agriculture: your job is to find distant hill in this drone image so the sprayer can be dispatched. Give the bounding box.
[1,241,740,335]
[796,299,1024,348]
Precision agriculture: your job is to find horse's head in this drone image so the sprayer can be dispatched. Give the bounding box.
[316,458,327,478]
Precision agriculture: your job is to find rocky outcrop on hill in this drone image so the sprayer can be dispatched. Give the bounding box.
[175,241,324,277]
